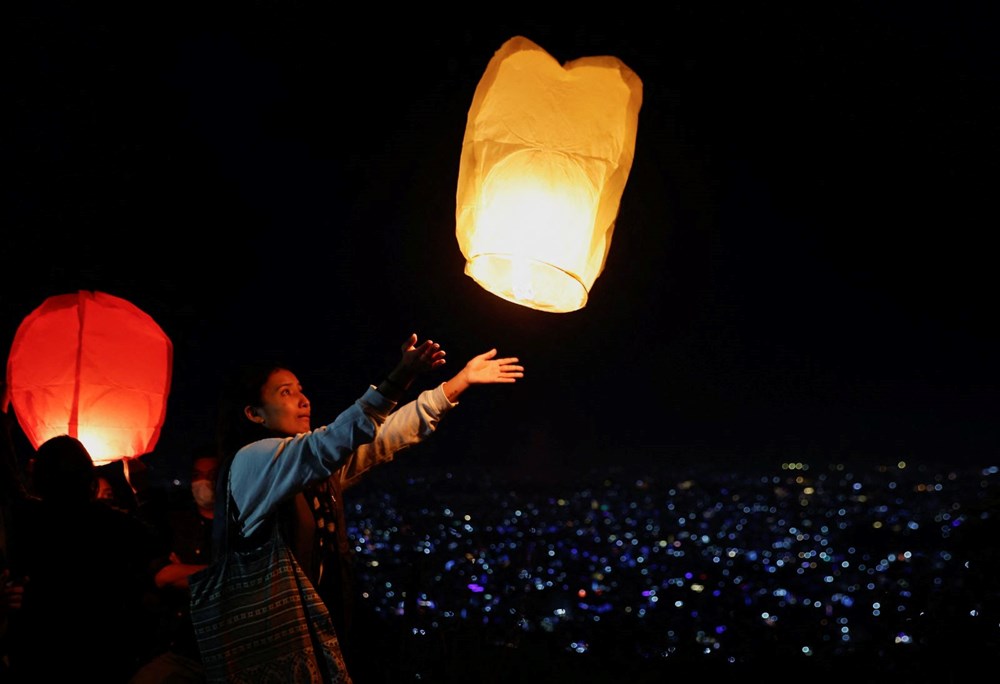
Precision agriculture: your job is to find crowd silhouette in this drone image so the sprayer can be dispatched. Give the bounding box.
[1,433,161,682]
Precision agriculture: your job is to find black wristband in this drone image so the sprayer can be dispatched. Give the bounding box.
[377,375,408,401]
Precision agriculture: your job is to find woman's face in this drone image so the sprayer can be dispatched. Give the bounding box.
[248,368,312,436]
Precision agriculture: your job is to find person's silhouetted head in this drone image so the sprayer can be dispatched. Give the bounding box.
[32,435,95,505]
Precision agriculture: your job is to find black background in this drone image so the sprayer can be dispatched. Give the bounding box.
[4,4,998,481]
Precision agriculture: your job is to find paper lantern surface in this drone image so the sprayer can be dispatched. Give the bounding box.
[456,36,643,313]
[6,291,173,465]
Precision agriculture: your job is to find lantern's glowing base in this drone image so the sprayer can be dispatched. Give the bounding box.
[465,253,588,313]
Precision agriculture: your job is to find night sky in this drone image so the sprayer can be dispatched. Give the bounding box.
[3,5,998,481]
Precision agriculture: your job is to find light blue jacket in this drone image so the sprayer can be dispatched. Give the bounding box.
[229,383,457,538]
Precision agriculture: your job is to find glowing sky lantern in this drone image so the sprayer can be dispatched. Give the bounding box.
[456,36,643,313]
[5,290,173,465]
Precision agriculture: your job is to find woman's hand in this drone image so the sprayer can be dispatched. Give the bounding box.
[378,333,447,401]
[462,349,523,385]
[443,348,524,402]
[397,333,447,377]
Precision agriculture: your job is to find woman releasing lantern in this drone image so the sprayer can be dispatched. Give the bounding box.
[192,333,523,682]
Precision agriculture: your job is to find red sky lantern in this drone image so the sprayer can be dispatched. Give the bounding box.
[456,36,643,313]
[5,290,173,465]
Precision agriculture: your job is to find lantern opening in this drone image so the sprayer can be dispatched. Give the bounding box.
[465,254,589,313]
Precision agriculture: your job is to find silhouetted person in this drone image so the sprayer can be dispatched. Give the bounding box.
[131,450,220,683]
[0,389,29,679]
[4,435,162,683]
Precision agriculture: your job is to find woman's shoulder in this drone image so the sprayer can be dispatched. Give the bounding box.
[230,437,286,469]
[226,438,298,504]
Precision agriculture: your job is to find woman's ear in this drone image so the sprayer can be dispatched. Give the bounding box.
[243,406,264,424]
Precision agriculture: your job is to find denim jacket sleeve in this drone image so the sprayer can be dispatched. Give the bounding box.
[228,385,395,537]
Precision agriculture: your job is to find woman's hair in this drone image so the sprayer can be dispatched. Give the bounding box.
[210,358,293,557]
[215,359,289,460]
